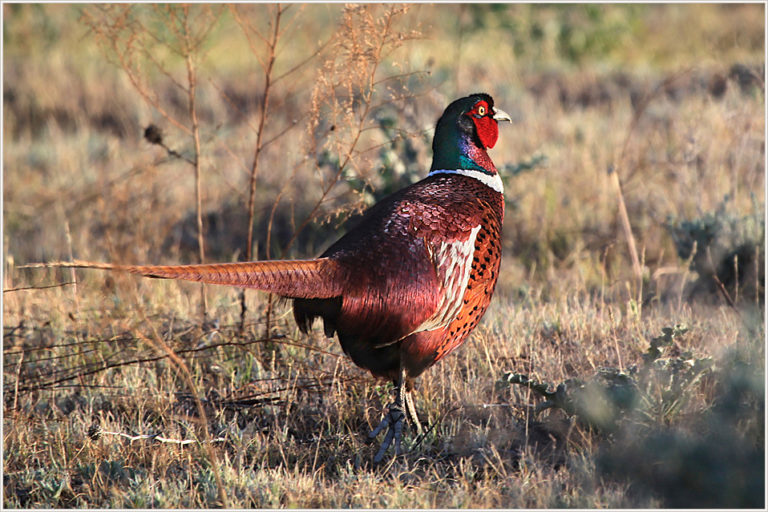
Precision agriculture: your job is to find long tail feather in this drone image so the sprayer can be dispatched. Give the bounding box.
[22,259,347,299]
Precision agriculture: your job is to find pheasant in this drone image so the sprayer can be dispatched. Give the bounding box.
[32,93,512,462]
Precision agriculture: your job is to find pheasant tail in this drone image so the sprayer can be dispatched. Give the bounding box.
[31,259,347,299]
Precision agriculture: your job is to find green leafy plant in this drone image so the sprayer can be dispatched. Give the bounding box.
[665,196,765,303]
[597,344,764,507]
[501,324,711,430]
[501,323,762,507]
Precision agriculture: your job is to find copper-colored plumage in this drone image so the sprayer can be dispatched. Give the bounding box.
[55,258,348,299]
[30,93,512,462]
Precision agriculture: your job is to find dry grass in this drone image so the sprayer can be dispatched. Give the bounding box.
[3,4,765,508]
[4,281,762,507]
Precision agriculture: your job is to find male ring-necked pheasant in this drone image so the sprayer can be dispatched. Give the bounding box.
[36,93,512,462]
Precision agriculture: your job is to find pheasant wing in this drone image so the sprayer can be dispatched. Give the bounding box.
[319,176,496,345]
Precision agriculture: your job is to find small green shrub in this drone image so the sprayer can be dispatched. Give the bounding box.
[502,324,711,431]
[598,344,764,508]
[502,324,764,508]
[665,196,765,302]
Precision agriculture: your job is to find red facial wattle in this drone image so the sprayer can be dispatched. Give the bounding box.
[473,115,499,149]
[467,101,499,149]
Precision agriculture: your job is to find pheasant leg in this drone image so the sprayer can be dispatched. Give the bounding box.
[403,387,423,435]
[368,367,422,463]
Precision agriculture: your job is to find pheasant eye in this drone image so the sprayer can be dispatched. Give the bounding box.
[477,105,486,116]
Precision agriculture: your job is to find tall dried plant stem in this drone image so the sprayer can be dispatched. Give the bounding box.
[182,51,208,323]
[610,169,642,282]
[63,217,80,316]
[231,5,284,334]
[284,7,398,254]
[184,44,208,323]
[614,69,693,300]
[243,7,282,262]
[82,7,194,138]
[83,5,220,323]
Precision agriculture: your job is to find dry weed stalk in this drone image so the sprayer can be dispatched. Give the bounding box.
[224,4,423,335]
[230,4,290,262]
[612,68,695,305]
[82,5,224,322]
[227,4,333,333]
[292,4,422,252]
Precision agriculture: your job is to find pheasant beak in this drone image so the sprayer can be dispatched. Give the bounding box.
[492,107,512,123]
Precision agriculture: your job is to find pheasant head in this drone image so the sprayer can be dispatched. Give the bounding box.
[429,93,512,176]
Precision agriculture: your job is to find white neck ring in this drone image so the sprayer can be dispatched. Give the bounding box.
[428,169,504,194]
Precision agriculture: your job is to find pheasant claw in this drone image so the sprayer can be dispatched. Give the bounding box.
[369,404,406,464]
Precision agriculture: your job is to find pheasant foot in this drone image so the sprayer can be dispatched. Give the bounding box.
[368,402,406,464]
[368,366,424,463]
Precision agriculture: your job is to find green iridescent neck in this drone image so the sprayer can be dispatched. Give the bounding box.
[430,125,497,175]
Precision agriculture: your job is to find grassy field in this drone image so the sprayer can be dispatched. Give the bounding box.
[3,4,765,508]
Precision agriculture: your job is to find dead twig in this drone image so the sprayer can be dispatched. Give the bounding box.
[612,69,695,292]
[3,282,76,293]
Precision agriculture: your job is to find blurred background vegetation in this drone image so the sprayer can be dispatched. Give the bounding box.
[4,4,764,302]
[3,3,764,508]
